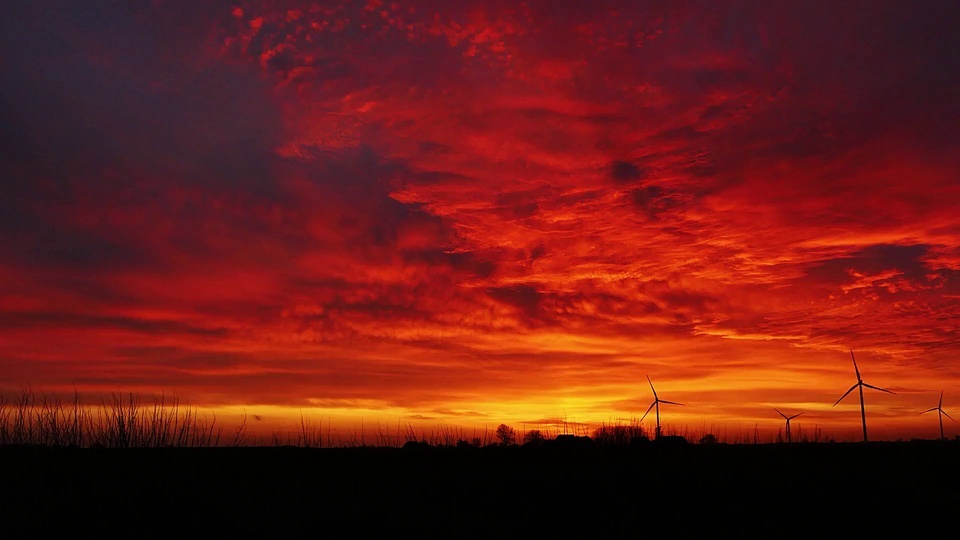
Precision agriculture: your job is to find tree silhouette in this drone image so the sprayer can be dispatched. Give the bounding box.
[523,429,544,445]
[495,424,516,446]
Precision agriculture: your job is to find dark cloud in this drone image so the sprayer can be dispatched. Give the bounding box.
[0,0,292,281]
[628,185,683,221]
[610,161,645,182]
[806,244,933,286]
[1,4,283,194]
[493,187,551,219]
[111,346,251,369]
[486,284,544,319]
[400,248,498,280]
[0,312,228,337]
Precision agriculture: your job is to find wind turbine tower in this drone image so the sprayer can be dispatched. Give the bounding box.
[641,376,684,439]
[774,408,803,443]
[832,349,895,443]
[921,390,954,440]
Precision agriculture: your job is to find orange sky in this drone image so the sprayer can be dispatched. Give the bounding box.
[1,0,959,442]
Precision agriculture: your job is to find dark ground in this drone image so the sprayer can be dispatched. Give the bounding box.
[1,439,957,536]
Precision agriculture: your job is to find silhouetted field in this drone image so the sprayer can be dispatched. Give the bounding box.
[1,439,956,535]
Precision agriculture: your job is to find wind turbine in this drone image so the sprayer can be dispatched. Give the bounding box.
[832,349,895,443]
[921,390,954,440]
[774,408,803,443]
[640,376,684,439]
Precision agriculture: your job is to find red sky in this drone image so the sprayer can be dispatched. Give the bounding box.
[2,0,959,442]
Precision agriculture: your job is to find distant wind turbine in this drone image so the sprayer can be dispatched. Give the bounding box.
[921,390,954,440]
[640,376,684,439]
[832,349,895,443]
[774,408,803,443]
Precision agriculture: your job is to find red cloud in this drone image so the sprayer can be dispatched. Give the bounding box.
[2,1,960,442]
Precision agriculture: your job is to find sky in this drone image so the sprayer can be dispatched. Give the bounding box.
[2,0,959,443]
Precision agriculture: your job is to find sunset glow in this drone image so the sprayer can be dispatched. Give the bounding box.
[2,1,959,442]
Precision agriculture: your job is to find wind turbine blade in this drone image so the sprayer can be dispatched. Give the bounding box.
[862,382,895,394]
[789,413,803,420]
[943,410,955,422]
[646,376,657,399]
[774,408,788,419]
[834,383,859,406]
[850,349,861,380]
[640,401,656,423]
[659,400,684,406]
[939,390,944,408]
[921,407,938,414]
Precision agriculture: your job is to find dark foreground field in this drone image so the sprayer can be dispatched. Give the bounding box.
[2,440,958,536]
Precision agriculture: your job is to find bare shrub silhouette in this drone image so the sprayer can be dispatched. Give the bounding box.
[591,420,648,446]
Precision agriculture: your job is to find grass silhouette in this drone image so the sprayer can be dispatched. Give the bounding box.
[0,388,221,448]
